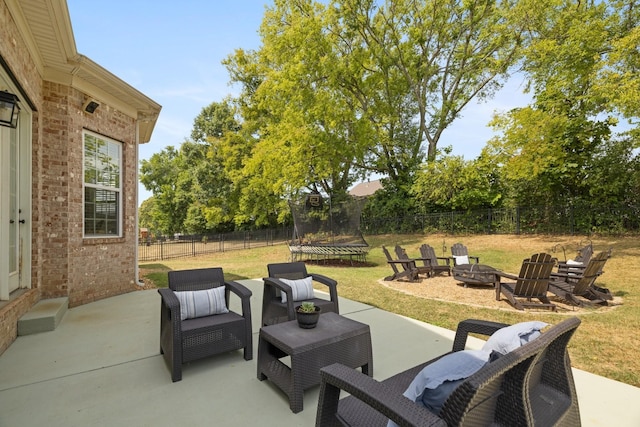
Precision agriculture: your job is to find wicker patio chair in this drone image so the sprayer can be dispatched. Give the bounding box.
[495,253,556,311]
[419,244,452,277]
[382,246,419,282]
[262,262,339,326]
[158,267,253,382]
[395,245,432,278]
[316,317,582,427]
[549,250,613,307]
[450,243,480,266]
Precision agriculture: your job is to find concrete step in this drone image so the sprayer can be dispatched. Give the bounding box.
[17,297,68,336]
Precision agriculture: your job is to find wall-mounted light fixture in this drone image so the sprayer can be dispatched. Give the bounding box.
[0,90,19,128]
[82,98,100,114]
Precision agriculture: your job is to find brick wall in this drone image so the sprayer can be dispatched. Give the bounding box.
[1,0,145,356]
[0,290,39,355]
[41,83,141,307]
[0,0,44,355]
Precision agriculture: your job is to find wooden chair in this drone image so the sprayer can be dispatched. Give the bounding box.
[419,244,451,276]
[382,246,419,282]
[262,262,339,326]
[394,245,432,278]
[495,253,556,311]
[316,317,582,427]
[158,267,253,382]
[450,242,480,265]
[556,242,595,275]
[574,243,594,263]
[549,250,613,307]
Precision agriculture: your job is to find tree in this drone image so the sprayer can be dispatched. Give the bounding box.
[223,0,525,222]
[191,99,241,143]
[594,0,640,138]
[225,0,367,202]
[588,137,640,207]
[139,146,185,235]
[138,196,163,238]
[334,0,525,162]
[484,0,638,207]
[411,148,502,211]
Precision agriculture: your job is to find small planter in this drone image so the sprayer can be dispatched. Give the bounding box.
[295,305,321,329]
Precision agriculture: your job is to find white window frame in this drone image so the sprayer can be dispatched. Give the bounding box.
[83,130,122,238]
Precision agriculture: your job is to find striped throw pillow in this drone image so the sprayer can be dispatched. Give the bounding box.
[279,276,315,303]
[175,286,229,320]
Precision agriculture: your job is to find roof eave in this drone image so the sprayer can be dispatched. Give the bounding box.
[6,0,161,143]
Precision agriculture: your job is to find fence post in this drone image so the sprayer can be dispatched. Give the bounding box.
[451,211,454,234]
[570,204,575,235]
[516,206,520,235]
[192,238,196,257]
[160,239,164,260]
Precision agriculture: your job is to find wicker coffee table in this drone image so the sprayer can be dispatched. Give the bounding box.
[257,311,373,413]
[453,263,498,287]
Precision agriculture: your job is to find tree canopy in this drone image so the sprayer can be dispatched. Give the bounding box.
[140,0,639,236]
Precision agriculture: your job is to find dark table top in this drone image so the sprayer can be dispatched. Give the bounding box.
[259,312,370,355]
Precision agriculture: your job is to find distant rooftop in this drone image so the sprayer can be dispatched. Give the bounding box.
[348,179,383,197]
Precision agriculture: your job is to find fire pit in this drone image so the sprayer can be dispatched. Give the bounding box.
[452,263,498,287]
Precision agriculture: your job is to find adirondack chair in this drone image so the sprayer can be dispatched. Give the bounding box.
[495,253,556,311]
[450,242,480,266]
[556,242,594,276]
[394,245,432,278]
[419,244,451,276]
[382,246,419,282]
[549,250,613,307]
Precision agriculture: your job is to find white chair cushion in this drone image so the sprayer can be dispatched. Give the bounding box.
[453,255,469,265]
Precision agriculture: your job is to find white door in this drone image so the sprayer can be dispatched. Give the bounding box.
[0,116,28,299]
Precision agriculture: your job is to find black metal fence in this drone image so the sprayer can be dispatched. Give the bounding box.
[138,227,291,262]
[139,202,639,262]
[361,202,640,236]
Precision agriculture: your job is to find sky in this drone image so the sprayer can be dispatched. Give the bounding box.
[67,0,532,204]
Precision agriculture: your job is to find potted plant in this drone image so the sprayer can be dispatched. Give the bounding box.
[295,301,321,329]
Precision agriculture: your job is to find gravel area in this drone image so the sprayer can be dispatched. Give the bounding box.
[381,274,622,314]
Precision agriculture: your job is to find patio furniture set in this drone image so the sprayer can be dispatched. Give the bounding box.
[157,260,584,425]
[386,242,614,312]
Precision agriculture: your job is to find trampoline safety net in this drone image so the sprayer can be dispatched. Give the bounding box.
[288,194,369,263]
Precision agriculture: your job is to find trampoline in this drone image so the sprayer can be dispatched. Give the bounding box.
[288,194,369,264]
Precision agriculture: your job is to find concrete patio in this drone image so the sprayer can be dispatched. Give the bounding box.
[1,279,639,426]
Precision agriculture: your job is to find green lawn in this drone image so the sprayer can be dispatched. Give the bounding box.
[140,233,640,387]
